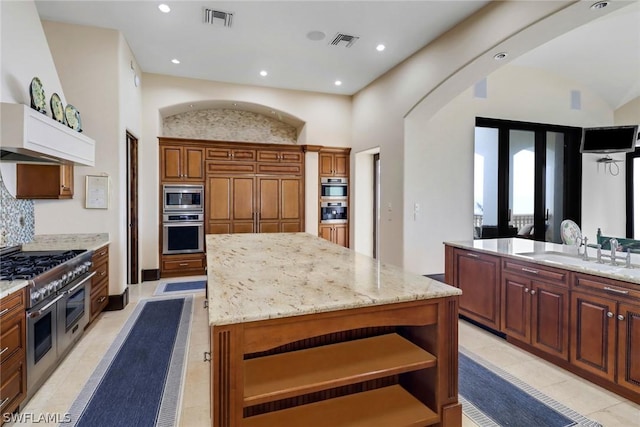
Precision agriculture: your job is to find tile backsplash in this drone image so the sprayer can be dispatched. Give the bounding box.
[0,172,34,247]
[163,108,298,144]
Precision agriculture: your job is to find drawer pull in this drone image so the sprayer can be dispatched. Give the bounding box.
[99,251,107,256]
[0,397,9,409]
[521,267,539,274]
[617,314,625,321]
[100,271,107,276]
[179,263,189,267]
[0,346,9,356]
[98,296,107,303]
[607,311,614,318]
[0,308,9,317]
[466,253,480,258]
[603,286,629,295]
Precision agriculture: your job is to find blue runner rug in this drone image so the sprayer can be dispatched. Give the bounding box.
[65,296,193,427]
[155,279,206,296]
[459,347,602,427]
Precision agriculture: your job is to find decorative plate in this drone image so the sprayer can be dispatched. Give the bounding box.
[560,219,582,246]
[50,93,65,123]
[64,104,82,132]
[29,77,46,113]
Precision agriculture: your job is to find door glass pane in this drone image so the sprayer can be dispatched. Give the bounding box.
[546,131,565,243]
[474,127,498,238]
[509,130,535,236]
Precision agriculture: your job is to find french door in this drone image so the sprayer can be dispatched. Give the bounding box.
[474,117,582,242]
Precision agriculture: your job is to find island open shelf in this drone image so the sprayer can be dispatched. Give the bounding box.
[207,233,462,427]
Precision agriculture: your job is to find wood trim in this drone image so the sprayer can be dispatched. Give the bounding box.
[141,269,160,282]
[300,144,322,153]
[104,287,129,311]
[159,137,305,152]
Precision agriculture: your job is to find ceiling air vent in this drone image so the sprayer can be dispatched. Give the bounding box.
[203,8,233,27]
[330,33,359,48]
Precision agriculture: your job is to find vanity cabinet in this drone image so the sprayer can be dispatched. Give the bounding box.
[0,288,27,423]
[501,259,569,360]
[450,248,501,330]
[570,273,640,396]
[160,144,204,182]
[89,245,109,324]
[16,164,73,199]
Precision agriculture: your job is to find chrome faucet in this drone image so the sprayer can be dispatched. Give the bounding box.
[610,238,619,266]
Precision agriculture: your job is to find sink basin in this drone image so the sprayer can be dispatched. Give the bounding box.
[516,251,640,275]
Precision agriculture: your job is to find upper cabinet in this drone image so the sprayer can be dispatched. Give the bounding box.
[319,149,349,177]
[160,144,204,182]
[16,164,73,199]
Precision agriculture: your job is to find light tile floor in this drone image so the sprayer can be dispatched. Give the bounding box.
[9,279,639,426]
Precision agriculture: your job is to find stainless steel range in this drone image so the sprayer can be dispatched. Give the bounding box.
[0,246,95,400]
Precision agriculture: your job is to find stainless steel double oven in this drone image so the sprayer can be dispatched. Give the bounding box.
[320,177,348,224]
[162,184,205,254]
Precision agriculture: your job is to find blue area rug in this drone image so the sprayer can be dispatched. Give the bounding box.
[155,279,206,296]
[459,347,602,427]
[65,296,193,427]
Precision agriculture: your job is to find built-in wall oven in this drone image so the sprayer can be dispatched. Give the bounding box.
[163,184,204,212]
[162,212,205,254]
[320,177,348,199]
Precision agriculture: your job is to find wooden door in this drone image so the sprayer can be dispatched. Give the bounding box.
[531,281,569,360]
[319,153,334,176]
[184,147,204,180]
[281,178,301,232]
[501,273,530,341]
[616,302,640,394]
[454,250,501,329]
[232,177,255,233]
[207,176,232,234]
[258,178,280,233]
[334,224,348,247]
[570,291,616,382]
[333,154,348,176]
[60,165,74,197]
[319,225,333,242]
[161,146,182,180]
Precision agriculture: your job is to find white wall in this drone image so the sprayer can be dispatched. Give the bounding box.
[404,65,616,274]
[139,73,352,271]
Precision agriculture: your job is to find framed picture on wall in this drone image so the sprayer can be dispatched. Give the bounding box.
[85,175,110,209]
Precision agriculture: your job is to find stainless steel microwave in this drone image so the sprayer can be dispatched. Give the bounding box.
[320,177,348,199]
[163,184,204,212]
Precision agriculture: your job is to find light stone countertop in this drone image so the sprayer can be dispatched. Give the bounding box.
[206,233,461,326]
[445,238,640,284]
[0,233,110,299]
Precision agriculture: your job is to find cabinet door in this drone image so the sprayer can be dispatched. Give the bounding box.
[501,273,530,341]
[454,249,501,329]
[319,225,333,242]
[16,164,73,199]
[616,302,640,394]
[334,224,348,247]
[59,165,74,198]
[333,154,348,176]
[570,291,616,382]
[232,177,255,233]
[184,147,204,180]
[161,146,183,180]
[319,153,335,176]
[531,281,569,360]
[258,178,280,233]
[207,177,255,233]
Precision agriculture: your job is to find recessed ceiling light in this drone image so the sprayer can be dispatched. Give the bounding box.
[334,80,342,86]
[493,52,508,61]
[171,58,180,64]
[307,31,326,41]
[260,70,268,77]
[376,44,385,52]
[591,1,609,10]
[158,4,170,13]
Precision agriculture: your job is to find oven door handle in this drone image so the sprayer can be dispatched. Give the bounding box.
[65,271,96,295]
[28,294,65,319]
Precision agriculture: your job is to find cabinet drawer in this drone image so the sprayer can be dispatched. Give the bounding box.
[0,314,25,364]
[162,257,205,271]
[572,273,640,300]
[92,260,109,283]
[206,148,256,161]
[90,283,109,317]
[92,245,109,266]
[0,350,26,416]
[206,162,256,174]
[0,289,26,320]
[257,151,303,164]
[503,259,567,285]
[256,163,302,175]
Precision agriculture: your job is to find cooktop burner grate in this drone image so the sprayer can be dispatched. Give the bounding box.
[0,249,86,281]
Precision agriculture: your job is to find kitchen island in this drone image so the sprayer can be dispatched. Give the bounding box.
[206,233,462,427]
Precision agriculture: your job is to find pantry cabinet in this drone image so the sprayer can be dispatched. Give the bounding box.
[16,164,73,199]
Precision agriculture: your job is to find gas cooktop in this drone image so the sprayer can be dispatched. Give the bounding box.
[0,247,86,281]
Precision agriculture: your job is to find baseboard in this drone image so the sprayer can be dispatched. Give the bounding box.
[105,287,129,311]
[141,269,160,282]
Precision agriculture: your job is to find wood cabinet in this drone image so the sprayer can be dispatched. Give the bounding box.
[318,224,348,247]
[207,176,302,234]
[319,150,349,177]
[501,259,569,360]
[571,273,640,397]
[160,144,204,182]
[450,248,501,330]
[89,245,109,325]
[161,253,206,278]
[0,288,27,423]
[16,164,73,199]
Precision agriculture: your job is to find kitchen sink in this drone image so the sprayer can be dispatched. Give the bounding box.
[516,250,640,277]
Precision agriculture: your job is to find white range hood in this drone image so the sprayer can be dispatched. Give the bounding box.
[0,102,95,166]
